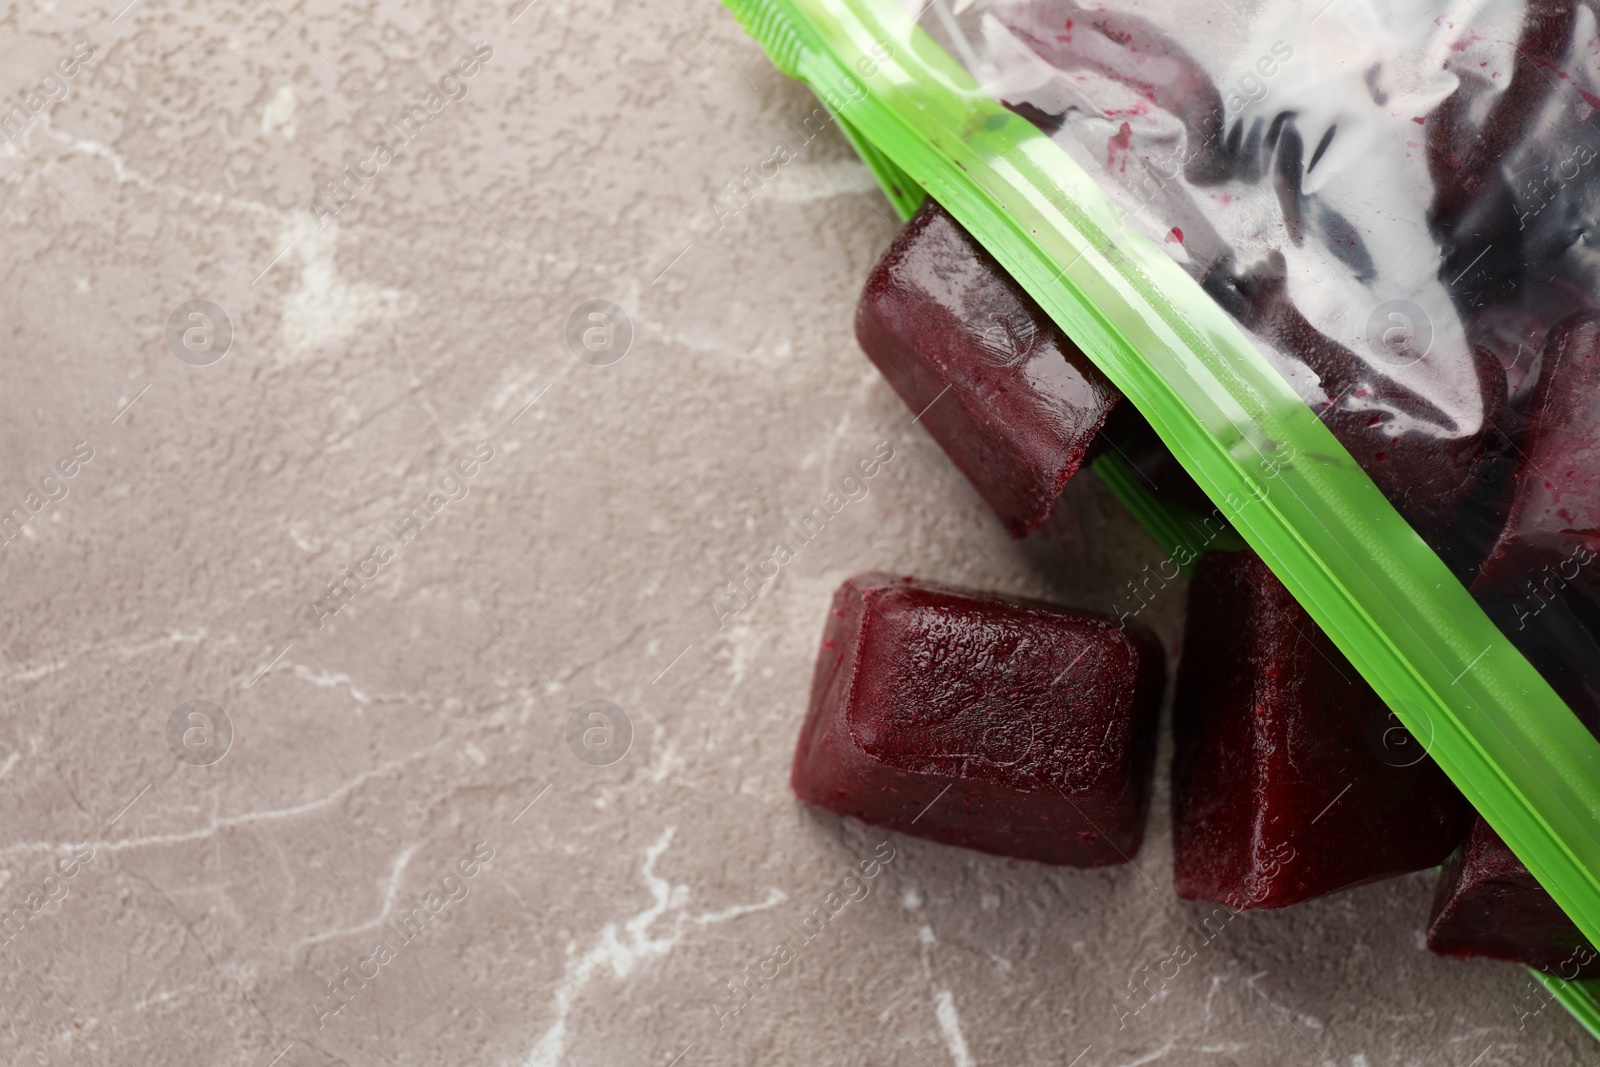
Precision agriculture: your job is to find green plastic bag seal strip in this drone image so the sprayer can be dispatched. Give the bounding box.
[724,0,1600,1029]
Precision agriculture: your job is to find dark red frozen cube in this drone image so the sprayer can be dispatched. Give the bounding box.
[1476,311,1600,610]
[1427,817,1600,978]
[856,199,1124,539]
[791,572,1165,866]
[1172,550,1471,909]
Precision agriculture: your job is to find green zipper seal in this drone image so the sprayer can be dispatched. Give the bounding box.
[725,0,1600,1033]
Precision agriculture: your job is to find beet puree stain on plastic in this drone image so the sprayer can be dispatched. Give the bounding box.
[791,573,1164,866]
[856,199,1126,538]
[1172,551,1471,910]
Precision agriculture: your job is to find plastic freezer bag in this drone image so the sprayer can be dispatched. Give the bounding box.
[981,0,1594,581]
[725,0,1600,1037]
[976,0,1600,718]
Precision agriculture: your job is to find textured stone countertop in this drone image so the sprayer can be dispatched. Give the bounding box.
[0,0,1589,1064]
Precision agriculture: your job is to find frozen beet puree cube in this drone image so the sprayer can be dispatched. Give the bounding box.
[856,199,1123,539]
[1476,312,1600,610]
[1427,818,1600,978]
[1172,551,1470,909]
[791,573,1165,866]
